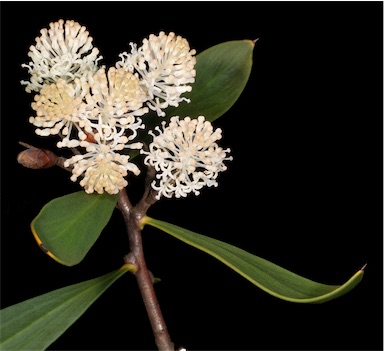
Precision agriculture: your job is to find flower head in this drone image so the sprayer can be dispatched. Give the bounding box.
[30,78,91,140]
[85,67,148,135]
[117,32,196,117]
[64,118,142,195]
[141,116,232,199]
[21,19,102,93]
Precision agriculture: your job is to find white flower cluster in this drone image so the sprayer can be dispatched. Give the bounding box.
[117,32,196,117]
[22,19,231,198]
[141,116,233,199]
[21,19,102,93]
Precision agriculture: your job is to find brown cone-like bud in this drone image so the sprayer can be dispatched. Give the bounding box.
[17,148,58,169]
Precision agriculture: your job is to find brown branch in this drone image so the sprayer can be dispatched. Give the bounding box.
[134,165,159,217]
[117,188,174,351]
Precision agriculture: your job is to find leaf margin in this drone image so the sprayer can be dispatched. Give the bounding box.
[31,191,119,266]
[141,216,365,304]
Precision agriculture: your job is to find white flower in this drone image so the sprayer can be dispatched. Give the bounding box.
[21,19,102,93]
[141,116,232,199]
[64,118,142,195]
[30,78,91,142]
[117,32,196,117]
[85,67,148,136]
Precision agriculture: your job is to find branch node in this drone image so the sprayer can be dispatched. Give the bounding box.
[123,252,139,273]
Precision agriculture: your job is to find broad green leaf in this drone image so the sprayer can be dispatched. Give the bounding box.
[168,39,255,121]
[130,40,255,159]
[31,191,119,266]
[142,216,364,303]
[0,264,132,351]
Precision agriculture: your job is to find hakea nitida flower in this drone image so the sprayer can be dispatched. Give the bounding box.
[29,68,148,148]
[64,118,143,195]
[21,19,102,93]
[117,32,196,117]
[85,67,148,135]
[30,78,92,144]
[21,20,218,198]
[141,116,232,199]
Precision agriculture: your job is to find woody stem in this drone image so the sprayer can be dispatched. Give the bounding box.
[117,188,174,351]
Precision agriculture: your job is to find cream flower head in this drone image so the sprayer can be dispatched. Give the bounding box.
[141,116,232,199]
[117,32,196,117]
[85,67,148,135]
[64,118,143,195]
[30,77,91,143]
[21,19,102,93]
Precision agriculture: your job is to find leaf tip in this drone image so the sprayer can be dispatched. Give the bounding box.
[360,263,368,271]
[242,39,257,50]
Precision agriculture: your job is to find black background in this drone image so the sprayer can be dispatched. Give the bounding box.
[1,1,383,350]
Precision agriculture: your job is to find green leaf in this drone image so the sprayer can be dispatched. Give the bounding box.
[166,39,255,122]
[31,191,119,266]
[130,40,255,159]
[0,264,132,351]
[142,216,364,303]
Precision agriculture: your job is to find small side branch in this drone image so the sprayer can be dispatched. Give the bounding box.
[134,165,159,217]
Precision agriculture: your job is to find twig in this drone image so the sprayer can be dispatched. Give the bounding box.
[117,188,174,351]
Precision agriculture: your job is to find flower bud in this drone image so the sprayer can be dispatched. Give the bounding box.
[17,148,58,169]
